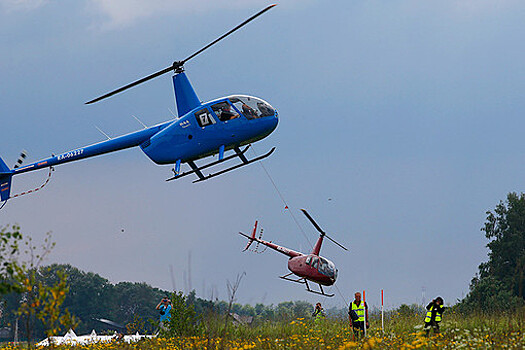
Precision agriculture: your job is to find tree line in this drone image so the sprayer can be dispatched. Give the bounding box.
[0,261,320,341]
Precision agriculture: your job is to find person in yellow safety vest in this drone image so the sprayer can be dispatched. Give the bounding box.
[348,292,368,339]
[424,296,445,336]
[312,302,326,321]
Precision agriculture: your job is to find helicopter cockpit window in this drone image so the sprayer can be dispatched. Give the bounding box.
[211,101,239,122]
[229,96,275,120]
[317,257,335,278]
[195,108,216,127]
[311,257,319,269]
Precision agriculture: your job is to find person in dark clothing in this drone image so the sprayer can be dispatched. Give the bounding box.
[424,297,445,336]
[312,302,326,321]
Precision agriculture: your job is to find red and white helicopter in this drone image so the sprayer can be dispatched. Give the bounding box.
[239,209,347,297]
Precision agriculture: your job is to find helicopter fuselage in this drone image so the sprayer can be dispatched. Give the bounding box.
[288,254,337,286]
[239,225,338,287]
[8,94,277,173]
[142,95,278,164]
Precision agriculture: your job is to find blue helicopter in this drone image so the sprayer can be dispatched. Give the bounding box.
[0,5,278,205]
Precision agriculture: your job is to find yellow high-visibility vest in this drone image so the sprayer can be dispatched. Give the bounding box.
[314,310,325,321]
[351,301,365,322]
[424,305,442,323]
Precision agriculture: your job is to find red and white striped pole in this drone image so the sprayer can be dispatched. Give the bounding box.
[363,290,367,338]
[381,289,384,333]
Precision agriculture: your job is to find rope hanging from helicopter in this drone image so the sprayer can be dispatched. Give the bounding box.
[0,166,55,211]
[249,145,313,250]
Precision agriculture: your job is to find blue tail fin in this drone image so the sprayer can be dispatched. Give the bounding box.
[173,72,201,117]
[0,157,9,173]
[0,157,12,201]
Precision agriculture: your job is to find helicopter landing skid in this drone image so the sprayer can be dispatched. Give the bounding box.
[166,145,275,183]
[279,273,334,297]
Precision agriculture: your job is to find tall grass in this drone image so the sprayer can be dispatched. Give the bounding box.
[1,309,523,349]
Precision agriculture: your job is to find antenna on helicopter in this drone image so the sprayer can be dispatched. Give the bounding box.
[167,108,177,118]
[300,209,348,251]
[85,4,277,105]
[94,125,111,140]
[132,115,148,129]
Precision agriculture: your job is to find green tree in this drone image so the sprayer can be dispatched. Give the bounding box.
[0,225,24,295]
[163,291,200,337]
[32,268,78,338]
[460,192,525,311]
[292,301,313,319]
[481,192,525,299]
[41,264,114,334]
[276,301,294,320]
[112,281,166,331]
[0,228,77,342]
[395,304,424,317]
[15,233,78,343]
[461,276,523,312]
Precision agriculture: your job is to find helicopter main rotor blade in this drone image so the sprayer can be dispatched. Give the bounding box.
[325,234,348,251]
[182,3,276,63]
[301,208,348,251]
[85,4,276,105]
[301,209,325,235]
[85,64,177,105]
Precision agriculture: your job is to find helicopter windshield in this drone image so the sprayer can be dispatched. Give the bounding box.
[317,257,336,278]
[229,96,275,120]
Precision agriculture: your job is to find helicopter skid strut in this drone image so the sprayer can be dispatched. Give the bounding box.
[166,145,275,183]
[279,273,334,297]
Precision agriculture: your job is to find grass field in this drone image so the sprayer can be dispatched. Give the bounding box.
[1,310,523,349]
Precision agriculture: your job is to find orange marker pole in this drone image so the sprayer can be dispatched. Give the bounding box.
[363,290,367,338]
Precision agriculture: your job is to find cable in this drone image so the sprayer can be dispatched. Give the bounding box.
[11,166,54,199]
[334,283,349,308]
[250,145,313,250]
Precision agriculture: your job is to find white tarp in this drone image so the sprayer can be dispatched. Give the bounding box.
[37,329,154,346]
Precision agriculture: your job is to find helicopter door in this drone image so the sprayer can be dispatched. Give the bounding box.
[210,101,240,122]
[194,108,216,128]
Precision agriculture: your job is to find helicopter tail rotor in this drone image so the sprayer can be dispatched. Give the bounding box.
[85,4,277,105]
[301,209,348,251]
[240,220,258,251]
[238,220,268,254]
[13,150,27,169]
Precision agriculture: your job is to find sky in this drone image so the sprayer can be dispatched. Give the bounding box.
[1,0,525,310]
